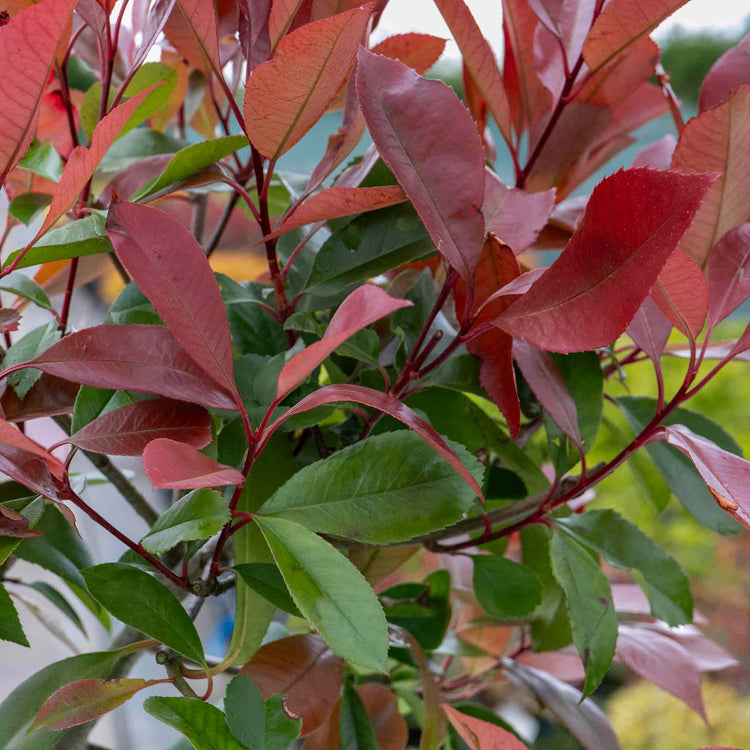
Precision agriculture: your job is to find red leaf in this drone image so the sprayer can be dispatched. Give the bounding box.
[241,634,343,735]
[484,171,555,255]
[243,6,371,158]
[671,86,750,267]
[17,325,238,410]
[143,438,244,489]
[0,308,21,333]
[0,504,42,539]
[494,168,714,353]
[106,202,239,402]
[615,624,706,720]
[165,0,221,75]
[431,0,513,148]
[699,32,750,111]
[65,399,211,456]
[649,249,708,339]
[356,48,486,285]
[706,223,750,331]
[275,285,411,400]
[582,0,689,74]
[371,33,447,75]
[527,0,596,65]
[266,185,406,240]
[655,424,750,530]
[0,0,75,187]
[442,704,528,749]
[0,443,60,500]
[0,418,64,479]
[631,135,676,169]
[626,296,672,367]
[513,340,581,445]
[263,383,484,500]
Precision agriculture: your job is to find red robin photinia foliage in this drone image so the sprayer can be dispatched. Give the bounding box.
[0,0,747,746]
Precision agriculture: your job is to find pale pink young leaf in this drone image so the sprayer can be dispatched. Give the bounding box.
[643,623,739,672]
[431,0,513,147]
[143,438,244,489]
[515,649,585,684]
[442,704,528,749]
[527,0,596,65]
[19,325,238,410]
[276,285,411,399]
[263,383,484,500]
[0,418,65,479]
[656,424,750,530]
[615,624,706,719]
[165,0,222,75]
[357,48,486,285]
[631,135,676,169]
[484,171,555,255]
[649,249,708,339]
[494,168,714,353]
[32,678,161,731]
[699,32,750,111]
[664,339,750,364]
[371,33,447,75]
[106,201,239,402]
[671,85,750,267]
[132,0,177,72]
[65,399,212,456]
[626,296,672,366]
[266,186,406,240]
[706,223,750,331]
[582,0,690,73]
[0,0,76,187]
[513,340,581,446]
[244,6,371,159]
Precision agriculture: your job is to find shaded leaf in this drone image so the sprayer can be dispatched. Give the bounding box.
[3,322,61,399]
[650,249,708,338]
[626,296,672,366]
[706,223,750,331]
[224,675,265,750]
[143,438,244,489]
[371,33,446,74]
[699,32,750,111]
[27,582,84,634]
[339,680,378,750]
[168,0,222,75]
[232,563,300,616]
[0,271,53,312]
[473,555,542,619]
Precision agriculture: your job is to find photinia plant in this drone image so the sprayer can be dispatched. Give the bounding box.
[0,0,747,746]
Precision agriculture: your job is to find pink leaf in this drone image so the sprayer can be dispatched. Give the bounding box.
[671,86,750,267]
[442,704,529,749]
[0,419,64,479]
[706,223,750,331]
[371,33,447,75]
[165,0,222,75]
[494,168,714,353]
[699,32,750,111]
[18,325,238,410]
[106,201,239,402]
[356,48,486,286]
[143,438,244,489]
[0,308,21,333]
[0,0,75,187]
[642,623,738,672]
[431,0,513,147]
[276,285,411,400]
[263,384,483,500]
[266,186,406,240]
[513,340,581,446]
[655,424,750,530]
[631,135,676,169]
[244,6,371,159]
[615,624,706,720]
[65,399,211,456]
[649,249,708,339]
[626,297,672,366]
[527,0,596,65]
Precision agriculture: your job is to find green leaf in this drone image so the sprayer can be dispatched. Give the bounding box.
[4,214,112,270]
[340,681,378,750]
[0,582,27,646]
[255,515,389,672]
[118,63,178,136]
[0,497,45,565]
[82,563,205,667]
[80,82,110,141]
[263,695,302,750]
[141,489,230,555]
[0,271,53,311]
[144,697,246,750]
[258,432,482,545]
[472,555,543,619]
[104,282,161,326]
[99,128,186,172]
[306,204,434,294]
[71,386,134,434]
[18,140,63,181]
[549,531,617,698]
[618,397,743,532]
[3,321,61,398]
[132,135,248,200]
[232,563,301,616]
[555,509,692,625]
[8,193,52,225]
[28,582,86,635]
[0,645,142,749]
[224,675,265,749]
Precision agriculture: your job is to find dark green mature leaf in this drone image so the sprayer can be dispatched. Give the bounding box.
[263,695,302,750]
[255,516,389,672]
[3,322,61,399]
[28,582,85,635]
[550,531,617,698]
[340,680,378,750]
[8,193,51,225]
[473,555,542,619]
[17,140,63,181]
[555,509,692,625]
[0,271,53,311]
[144,697,245,750]
[0,582,27,646]
[141,489,230,555]
[82,563,205,667]
[305,204,434,294]
[224,676,265,749]
[71,386,133,434]
[618,397,743,532]
[104,283,161,326]
[258,432,482,545]
[232,563,300,616]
